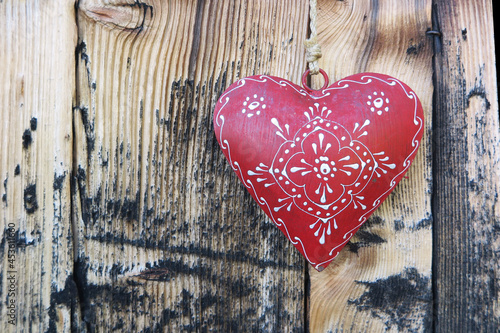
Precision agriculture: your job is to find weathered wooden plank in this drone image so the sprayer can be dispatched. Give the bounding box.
[309,0,434,331]
[74,0,308,331]
[0,1,78,332]
[432,0,500,331]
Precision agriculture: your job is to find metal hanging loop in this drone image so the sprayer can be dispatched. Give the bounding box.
[302,69,329,92]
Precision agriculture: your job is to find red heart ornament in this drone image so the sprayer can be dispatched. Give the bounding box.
[214,71,424,271]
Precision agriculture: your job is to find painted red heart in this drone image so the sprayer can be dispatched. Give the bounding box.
[214,71,424,271]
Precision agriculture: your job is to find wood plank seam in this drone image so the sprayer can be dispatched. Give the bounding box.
[430,4,441,332]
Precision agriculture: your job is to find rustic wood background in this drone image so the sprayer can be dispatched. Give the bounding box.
[0,0,498,332]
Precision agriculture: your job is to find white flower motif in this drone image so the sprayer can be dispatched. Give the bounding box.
[367,91,390,115]
[268,116,377,244]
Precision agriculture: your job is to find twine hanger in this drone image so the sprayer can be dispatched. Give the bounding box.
[304,0,322,75]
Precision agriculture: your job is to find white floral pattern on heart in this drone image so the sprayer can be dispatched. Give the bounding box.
[283,129,362,206]
[246,103,390,245]
[367,91,390,115]
[242,94,266,117]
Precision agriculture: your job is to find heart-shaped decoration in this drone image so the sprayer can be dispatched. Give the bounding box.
[214,71,424,271]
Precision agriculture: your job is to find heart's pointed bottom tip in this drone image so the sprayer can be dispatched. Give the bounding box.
[315,265,325,272]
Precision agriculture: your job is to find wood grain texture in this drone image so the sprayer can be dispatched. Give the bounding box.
[74,0,308,331]
[432,0,500,331]
[0,1,78,332]
[309,0,434,332]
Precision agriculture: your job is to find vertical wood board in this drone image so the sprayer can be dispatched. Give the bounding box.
[0,1,78,332]
[309,0,434,331]
[432,0,500,331]
[74,0,308,331]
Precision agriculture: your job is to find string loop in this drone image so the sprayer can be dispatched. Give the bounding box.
[304,0,322,75]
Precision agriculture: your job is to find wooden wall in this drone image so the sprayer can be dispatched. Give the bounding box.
[0,0,498,332]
